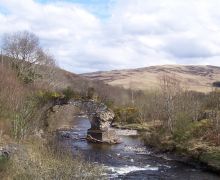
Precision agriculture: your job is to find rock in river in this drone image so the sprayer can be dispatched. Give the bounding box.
[68,100,120,144]
[87,108,120,144]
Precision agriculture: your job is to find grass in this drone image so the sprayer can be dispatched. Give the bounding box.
[84,65,220,93]
[1,138,104,180]
[141,119,220,173]
[200,149,220,171]
[113,120,162,131]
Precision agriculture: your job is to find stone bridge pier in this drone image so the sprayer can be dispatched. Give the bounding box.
[68,100,120,144]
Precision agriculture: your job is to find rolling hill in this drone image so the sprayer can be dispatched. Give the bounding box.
[82,65,220,92]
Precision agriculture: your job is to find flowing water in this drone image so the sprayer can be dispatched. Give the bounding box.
[58,116,220,180]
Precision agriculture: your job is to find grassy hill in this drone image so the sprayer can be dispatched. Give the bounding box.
[1,55,92,92]
[83,65,220,92]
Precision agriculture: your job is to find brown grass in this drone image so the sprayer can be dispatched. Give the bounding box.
[1,138,103,180]
[0,66,27,136]
[83,65,220,93]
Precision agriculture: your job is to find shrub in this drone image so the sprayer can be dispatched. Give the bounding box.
[172,112,193,143]
[113,106,140,124]
[36,90,62,105]
[62,86,76,101]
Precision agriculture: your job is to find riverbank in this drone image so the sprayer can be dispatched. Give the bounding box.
[0,101,104,179]
[55,116,220,179]
[113,120,220,175]
[144,132,220,174]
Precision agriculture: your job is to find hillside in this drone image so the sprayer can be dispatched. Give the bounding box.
[1,55,91,92]
[83,65,220,92]
[36,65,90,91]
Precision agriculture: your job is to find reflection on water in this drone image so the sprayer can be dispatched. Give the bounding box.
[59,117,220,180]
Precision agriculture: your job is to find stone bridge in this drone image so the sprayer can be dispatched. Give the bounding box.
[68,100,119,144]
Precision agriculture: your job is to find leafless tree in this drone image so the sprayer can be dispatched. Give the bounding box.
[2,31,39,62]
[2,31,56,82]
[208,88,220,145]
[159,74,182,133]
[36,48,56,66]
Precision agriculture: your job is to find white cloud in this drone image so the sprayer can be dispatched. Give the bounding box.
[0,0,220,73]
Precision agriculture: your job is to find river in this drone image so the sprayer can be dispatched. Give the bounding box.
[58,116,220,180]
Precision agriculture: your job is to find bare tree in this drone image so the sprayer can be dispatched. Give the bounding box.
[159,74,182,133]
[2,31,56,82]
[33,49,57,86]
[208,89,220,145]
[36,48,56,66]
[2,31,39,62]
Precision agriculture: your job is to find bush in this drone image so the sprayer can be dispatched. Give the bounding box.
[113,106,140,124]
[172,112,193,143]
[62,86,76,101]
[36,90,61,105]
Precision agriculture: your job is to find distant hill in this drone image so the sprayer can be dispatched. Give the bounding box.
[82,65,220,92]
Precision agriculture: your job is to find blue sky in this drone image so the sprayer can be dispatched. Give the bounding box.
[0,0,220,73]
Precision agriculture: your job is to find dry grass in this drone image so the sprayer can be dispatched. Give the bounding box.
[1,138,103,180]
[0,66,27,137]
[83,65,220,93]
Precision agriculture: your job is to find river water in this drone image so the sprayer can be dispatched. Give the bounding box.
[58,116,220,180]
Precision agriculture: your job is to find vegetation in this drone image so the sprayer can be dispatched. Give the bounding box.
[1,30,220,176]
[91,73,220,172]
[0,31,104,179]
[2,31,55,84]
[113,106,140,124]
[124,74,220,172]
[0,138,102,180]
[83,73,220,172]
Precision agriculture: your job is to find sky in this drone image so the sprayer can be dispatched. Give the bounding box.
[0,0,220,73]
